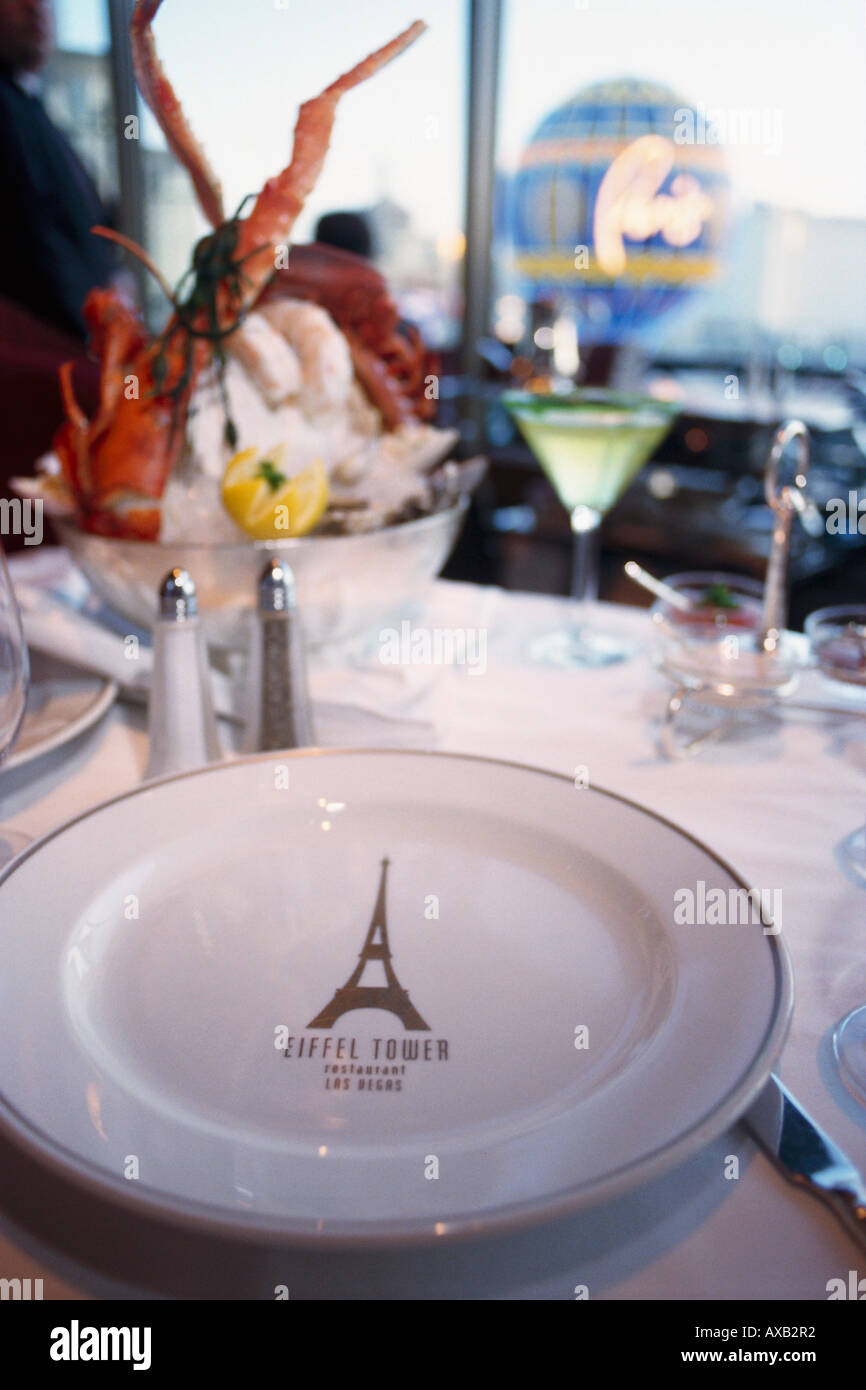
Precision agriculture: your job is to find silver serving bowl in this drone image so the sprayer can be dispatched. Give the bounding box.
[56,498,468,650]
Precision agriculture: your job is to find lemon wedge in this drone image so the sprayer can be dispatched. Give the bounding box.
[221,446,329,540]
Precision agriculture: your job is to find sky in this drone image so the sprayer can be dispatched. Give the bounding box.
[56,0,866,237]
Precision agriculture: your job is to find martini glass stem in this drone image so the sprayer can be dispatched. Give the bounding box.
[570,505,602,603]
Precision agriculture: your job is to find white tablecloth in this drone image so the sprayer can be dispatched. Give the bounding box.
[1,568,865,1300]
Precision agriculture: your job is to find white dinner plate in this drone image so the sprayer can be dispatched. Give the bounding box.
[0,749,791,1246]
[6,652,117,771]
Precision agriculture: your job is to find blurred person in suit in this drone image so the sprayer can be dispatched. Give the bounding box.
[0,0,117,543]
[0,0,115,337]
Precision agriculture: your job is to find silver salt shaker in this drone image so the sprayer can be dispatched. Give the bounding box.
[144,568,221,779]
[242,557,315,752]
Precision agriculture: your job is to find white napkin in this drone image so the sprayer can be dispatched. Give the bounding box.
[14,578,435,749]
[16,583,154,690]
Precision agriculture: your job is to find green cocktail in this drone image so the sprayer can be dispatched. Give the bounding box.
[507,394,675,514]
[503,389,678,665]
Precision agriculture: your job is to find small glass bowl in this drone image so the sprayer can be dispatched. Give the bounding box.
[651,571,803,700]
[804,605,866,689]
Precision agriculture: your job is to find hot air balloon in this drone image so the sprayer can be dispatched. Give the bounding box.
[508,78,730,345]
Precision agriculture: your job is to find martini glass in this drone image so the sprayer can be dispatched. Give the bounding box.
[503,388,679,666]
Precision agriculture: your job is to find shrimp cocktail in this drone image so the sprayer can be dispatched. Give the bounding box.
[503,389,679,667]
[16,6,459,551]
[650,573,802,698]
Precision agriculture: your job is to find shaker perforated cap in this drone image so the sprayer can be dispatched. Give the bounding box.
[158,568,197,621]
[258,556,296,613]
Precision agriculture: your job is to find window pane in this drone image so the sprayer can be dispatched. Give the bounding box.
[42,0,117,208]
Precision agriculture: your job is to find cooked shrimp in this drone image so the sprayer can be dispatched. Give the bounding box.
[260,300,353,412]
[226,312,303,407]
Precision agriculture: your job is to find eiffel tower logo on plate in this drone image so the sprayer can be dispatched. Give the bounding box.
[306,857,430,1031]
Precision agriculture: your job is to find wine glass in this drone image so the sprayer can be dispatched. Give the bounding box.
[0,540,30,867]
[805,605,866,1102]
[503,388,679,666]
[834,815,866,1103]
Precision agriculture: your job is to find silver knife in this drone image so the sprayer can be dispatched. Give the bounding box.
[743,1074,866,1253]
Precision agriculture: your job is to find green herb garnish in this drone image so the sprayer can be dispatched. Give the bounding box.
[699,583,740,610]
[147,192,267,448]
[256,459,287,492]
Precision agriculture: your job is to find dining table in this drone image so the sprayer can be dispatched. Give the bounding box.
[1,548,864,1302]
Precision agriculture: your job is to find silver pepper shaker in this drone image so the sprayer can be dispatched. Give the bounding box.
[242,557,315,752]
[144,568,221,779]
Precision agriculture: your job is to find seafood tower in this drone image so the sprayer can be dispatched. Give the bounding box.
[22,6,454,546]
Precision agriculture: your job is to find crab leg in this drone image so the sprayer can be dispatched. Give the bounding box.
[234,20,426,303]
[130,0,225,227]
